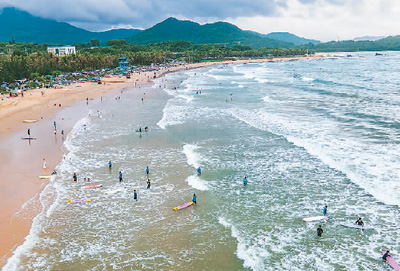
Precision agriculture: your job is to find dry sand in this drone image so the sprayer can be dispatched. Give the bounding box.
[0,55,320,267]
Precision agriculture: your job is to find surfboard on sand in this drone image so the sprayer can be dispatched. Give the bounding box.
[23,120,38,123]
[382,251,400,271]
[105,187,124,194]
[67,199,92,204]
[173,201,194,211]
[21,137,37,140]
[303,216,328,222]
[39,176,52,179]
[83,184,102,189]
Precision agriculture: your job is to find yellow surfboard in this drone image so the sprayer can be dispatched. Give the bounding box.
[38,176,52,179]
[23,120,38,123]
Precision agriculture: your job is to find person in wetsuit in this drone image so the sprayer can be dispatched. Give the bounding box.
[317,225,323,237]
[383,250,391,260]
[147,179,151,189]
[354,218,364,227]
[323,205,328,216]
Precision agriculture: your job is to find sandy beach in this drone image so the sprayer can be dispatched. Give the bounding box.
[0,55,320,267]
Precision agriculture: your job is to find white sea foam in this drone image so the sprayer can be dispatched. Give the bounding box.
[218,217,267,271]
[301,76,315,81]
[182,144,201,168]
[185,175,209,191]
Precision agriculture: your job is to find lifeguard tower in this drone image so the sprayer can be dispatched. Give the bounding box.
[118,57,129,75]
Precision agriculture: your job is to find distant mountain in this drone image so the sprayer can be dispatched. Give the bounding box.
[264,32,319,45]
[0,7,141,44]
[126,17,294,48]
[353,36,386,41]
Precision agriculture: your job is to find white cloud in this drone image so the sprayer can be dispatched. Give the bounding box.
[1,0,400,41]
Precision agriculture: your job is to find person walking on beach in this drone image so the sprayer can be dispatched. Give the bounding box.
[133,190,138,201]
[53,121,57,131]
[108,160,112,170]
[119,171,123,182]
[146,166,149,176]
[243,176,248,186]
[73,173,77,183]
[323,205,328,217]
[147,179,151,189]
[192,194,197,205]
[317,225,323,237]
[43,159,47,170]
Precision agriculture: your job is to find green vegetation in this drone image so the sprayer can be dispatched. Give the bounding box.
[0,40,308,85]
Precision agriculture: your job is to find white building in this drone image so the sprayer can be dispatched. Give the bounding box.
[47,46,76,56]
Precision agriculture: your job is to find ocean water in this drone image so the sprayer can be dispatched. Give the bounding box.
[4,52,400,271]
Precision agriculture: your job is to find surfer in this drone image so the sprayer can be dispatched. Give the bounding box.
[354,218,364,228]
[134,190,138,201]
[147,179,151,189]
[243,176,248,186]
[317,225,323,237]
[138,127,142,133]
[144,126,148,131]
[383,250,391,260]
[119,171,123,182]
[323,205,328,216]
[73,173,77,183]
[108,160,112,169]
[197,167,201,175]
[146,166,149,175]
[192,194,197,204]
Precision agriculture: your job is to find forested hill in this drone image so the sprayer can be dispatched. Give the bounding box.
[264,32,319,45]
[126,18,296,48]
[0,7,141,44]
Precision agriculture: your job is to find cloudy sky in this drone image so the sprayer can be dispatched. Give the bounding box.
[0,0,398,41]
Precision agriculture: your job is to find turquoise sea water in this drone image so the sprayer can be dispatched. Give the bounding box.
[4,52,400,270]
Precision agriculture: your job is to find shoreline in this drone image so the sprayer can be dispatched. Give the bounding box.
[0,55,321,268]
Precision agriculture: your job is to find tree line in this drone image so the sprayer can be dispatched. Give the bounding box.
[0,40,309,84]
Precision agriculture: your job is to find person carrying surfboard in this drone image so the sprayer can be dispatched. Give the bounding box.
[354,218,364,228]
[323,205,328,216]
[383,250,391,260]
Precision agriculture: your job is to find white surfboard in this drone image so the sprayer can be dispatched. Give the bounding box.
[341,223,374,230]
[105,187,124,194]
[303,216,327,222]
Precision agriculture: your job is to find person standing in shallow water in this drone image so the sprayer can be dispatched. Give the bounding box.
[146,166,149,176]
[119,171,123,182]
[323,205,328,216]
[147,179,151,189]
[108,160,112,170]
[317,225,323,237]
[192,194,197,204]
[134,190,138,201]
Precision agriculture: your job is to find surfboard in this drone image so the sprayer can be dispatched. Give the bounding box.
[83,184,102,189]
[135,129,148,132]
[21,137,37,140]
[173,201,194,211]
[383,251,400,271]
[341,223,374,230]
[303,216,327,222]
[105,187,124,194]
[38,176,52,179]
[23,120,38,123]
[67,199,92,204]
